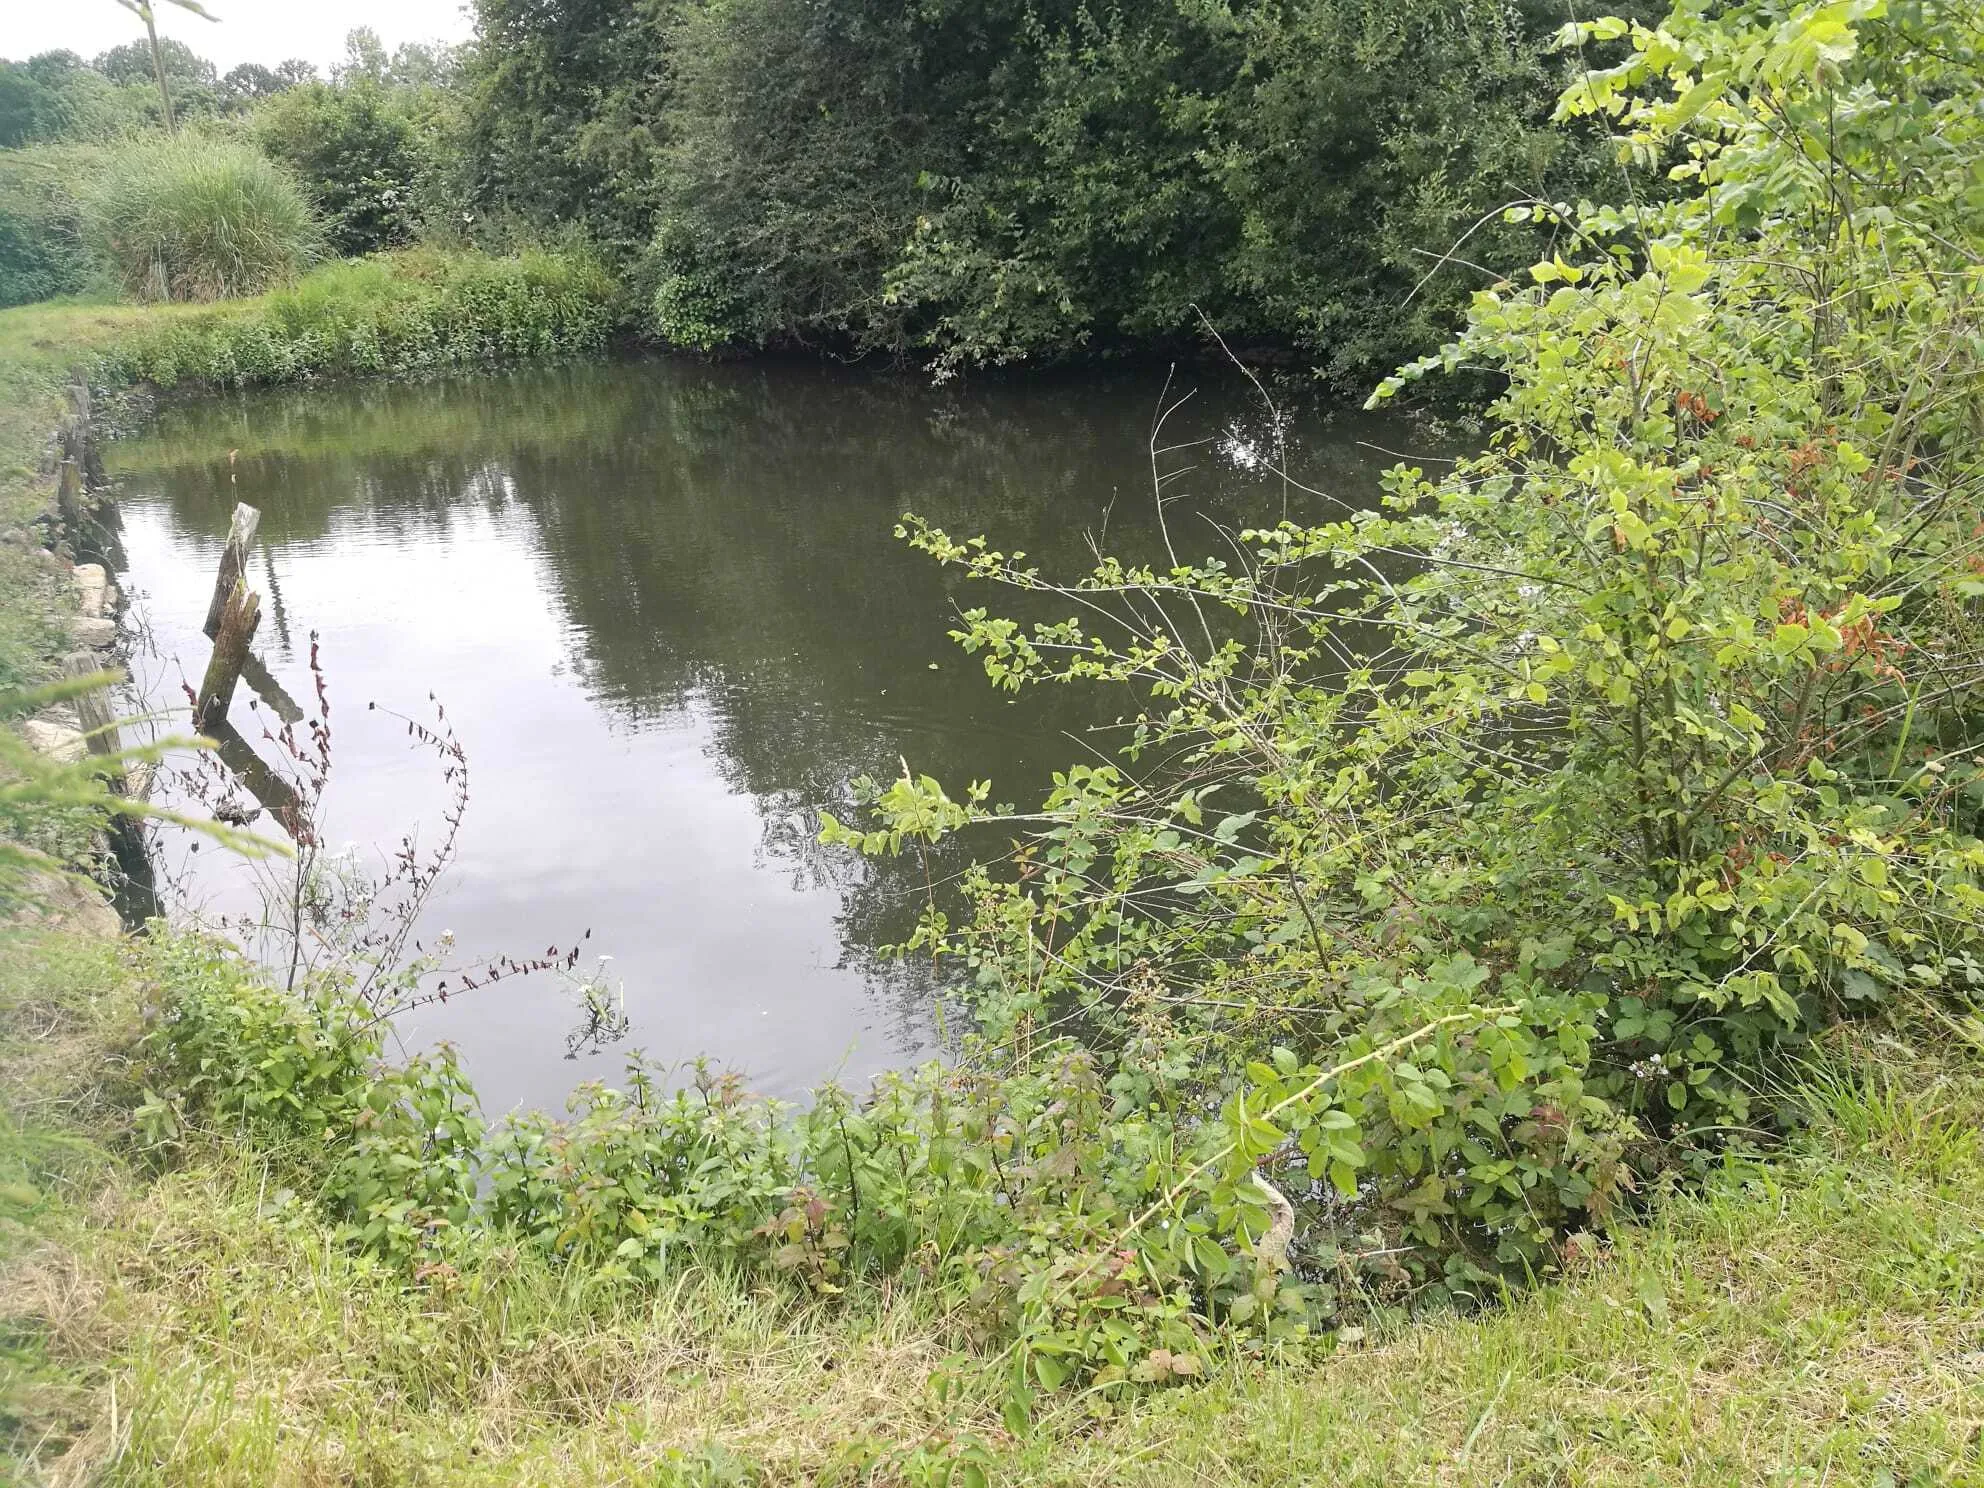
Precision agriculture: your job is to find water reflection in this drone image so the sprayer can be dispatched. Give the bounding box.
[110,357,1417,1113]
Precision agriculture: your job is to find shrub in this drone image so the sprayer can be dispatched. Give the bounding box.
[0,145,106,308]
[80,134,321,302]
[842,0,1984,1333]
[132,936,484,1260]
[253,81,422,256]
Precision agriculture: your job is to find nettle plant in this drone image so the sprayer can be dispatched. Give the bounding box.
[831,0,1984,1327]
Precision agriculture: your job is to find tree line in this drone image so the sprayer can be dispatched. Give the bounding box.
[466,0,1663,385]
[6,1,1670,385]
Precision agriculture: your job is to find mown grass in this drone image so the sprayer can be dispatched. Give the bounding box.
[3,926,1979,1486]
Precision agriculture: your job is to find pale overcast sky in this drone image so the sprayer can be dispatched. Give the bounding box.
[4,0,476,72]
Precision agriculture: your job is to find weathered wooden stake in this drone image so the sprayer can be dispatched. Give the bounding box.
[203,503,262,640]
[55,459,85,534]
[196,577,260,732]
[62,651,126,793]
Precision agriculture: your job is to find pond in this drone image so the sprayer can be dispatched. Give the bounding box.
[108,356,1419,1116]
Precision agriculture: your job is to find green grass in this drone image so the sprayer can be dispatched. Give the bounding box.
[3,926,1980,1486]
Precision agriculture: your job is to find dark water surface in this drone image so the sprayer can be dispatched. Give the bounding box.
[109,356,1417,1115]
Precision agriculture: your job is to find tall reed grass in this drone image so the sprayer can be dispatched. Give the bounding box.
[80,135,321,302]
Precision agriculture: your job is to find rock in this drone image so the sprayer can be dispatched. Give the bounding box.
[68,615,116,649]
[72,563,116,618]
[21,719,85,763]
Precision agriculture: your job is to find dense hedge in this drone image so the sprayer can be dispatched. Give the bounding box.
[467,0,1667,386]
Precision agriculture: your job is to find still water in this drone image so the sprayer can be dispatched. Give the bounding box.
[108,357,1415,1115]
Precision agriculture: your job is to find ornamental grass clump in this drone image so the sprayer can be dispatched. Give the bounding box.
[81,134,321,302]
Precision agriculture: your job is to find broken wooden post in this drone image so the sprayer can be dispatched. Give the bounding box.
[196,577,260,732]
[203,502,262,640]
[192,499,301,723]
[62,651,126,794]
[55,459,85,537]
[61,649,159,921]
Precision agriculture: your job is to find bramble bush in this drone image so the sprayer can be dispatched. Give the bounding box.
[131,0,1984,1412]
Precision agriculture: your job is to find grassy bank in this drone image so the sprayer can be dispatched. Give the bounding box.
[3,926,1978,1485]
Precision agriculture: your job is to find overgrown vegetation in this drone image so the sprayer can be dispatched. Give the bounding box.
[0,146,107,308]
[6,927,1982,1483]
[472,0,1664,383]
[95,249,617,388]
[822,0,1984,1358]
[251,82,426,256]
[80,134,321,302]
[1,30,467,309]
[1,0,1982,1480]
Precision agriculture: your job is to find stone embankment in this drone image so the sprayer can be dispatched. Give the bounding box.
[10,385,143,937]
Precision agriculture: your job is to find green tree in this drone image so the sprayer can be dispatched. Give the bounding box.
[0,52,131,146]
[509,0,1661,380]
[462,0,681,255]
[218,62,287,108]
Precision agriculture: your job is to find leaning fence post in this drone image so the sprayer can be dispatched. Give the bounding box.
[196,577,260,732]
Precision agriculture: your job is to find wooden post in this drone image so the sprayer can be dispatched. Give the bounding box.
[63,652,126,793]
[193,502,300,723]
[67,381,105,489]
[55,459,85,534]
[196,577,260,732]
[203,503,262,640]
[206,720,308,840]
